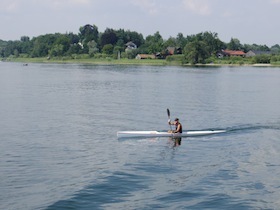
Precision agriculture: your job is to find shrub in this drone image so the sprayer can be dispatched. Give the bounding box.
[166,54,184,62]
[271,55,280,63]
[253,55,271,63]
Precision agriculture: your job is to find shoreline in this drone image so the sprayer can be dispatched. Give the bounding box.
[2,57,280,67]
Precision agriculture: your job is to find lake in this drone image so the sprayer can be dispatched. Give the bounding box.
[1,62,280,209]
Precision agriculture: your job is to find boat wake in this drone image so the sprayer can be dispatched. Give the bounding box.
[224,123,280,135]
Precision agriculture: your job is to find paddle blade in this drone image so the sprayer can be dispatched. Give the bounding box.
[167,108,170,119]
[167,108,172,130]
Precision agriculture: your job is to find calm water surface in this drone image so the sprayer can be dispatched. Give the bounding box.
[0,62,280,209]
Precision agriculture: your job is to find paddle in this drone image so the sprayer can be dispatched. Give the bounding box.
[167,108,172,131]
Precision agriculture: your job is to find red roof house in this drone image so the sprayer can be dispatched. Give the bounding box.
[222,50,246,57]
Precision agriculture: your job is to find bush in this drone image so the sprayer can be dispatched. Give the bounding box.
[19,53,30,58]
[72,54,90,59]
[93,53,102,59]
[205,55,216,64]
[102,44,114,55]
[166,54,184,61]
[271,55,280,63]
[253,55,271,63]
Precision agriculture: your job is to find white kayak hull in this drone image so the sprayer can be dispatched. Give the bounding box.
[117,130,226,138]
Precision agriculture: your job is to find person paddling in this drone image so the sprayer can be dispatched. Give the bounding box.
[168,118,182,133]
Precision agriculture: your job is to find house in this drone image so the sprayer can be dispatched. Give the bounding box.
[222,50,246,57]
[246,50,272,57]
[125,41,137,51]
[155,47,183,59]
[167,47,176,55]
[166,47,182,55]
[135,54,156,59]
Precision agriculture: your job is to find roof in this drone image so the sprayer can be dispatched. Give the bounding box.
[247,50,272,55]
[135,54,155,59]
[167,47,175,55]
[125,41,137,47]
[125,41,137,50]
[223,50,245,56]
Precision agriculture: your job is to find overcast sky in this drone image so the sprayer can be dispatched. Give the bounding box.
[1,0,280,46]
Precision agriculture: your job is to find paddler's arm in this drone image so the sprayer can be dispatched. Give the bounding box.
[168,120,174,133]
[168,120,175,125]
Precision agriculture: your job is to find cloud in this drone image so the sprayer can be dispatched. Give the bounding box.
[1,0,91,12]
[1,0,20,12]
[31,0,90,10]
[51,0,90,6]
[222,11,232,18]
[131,0,158,15]
[182,0,211,15]
[271,0,280,3]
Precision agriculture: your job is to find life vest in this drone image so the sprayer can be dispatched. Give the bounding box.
[176,123,182,133]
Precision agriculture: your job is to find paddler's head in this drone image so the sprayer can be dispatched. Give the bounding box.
[174,118,179,124]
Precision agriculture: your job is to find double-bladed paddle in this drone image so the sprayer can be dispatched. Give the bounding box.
[167,108,172,131]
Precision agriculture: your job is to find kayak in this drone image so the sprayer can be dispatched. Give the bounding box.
[117,130,226,138]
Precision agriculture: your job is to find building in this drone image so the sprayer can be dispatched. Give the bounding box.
[125,41,137,51]
[135,54,156,59]
[166,47,182,55]
[246,50,272,57]
[222,50,246,57]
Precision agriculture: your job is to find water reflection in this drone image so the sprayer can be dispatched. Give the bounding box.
[168,137,182,147]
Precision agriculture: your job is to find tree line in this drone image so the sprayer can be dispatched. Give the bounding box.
[1,24,280,64]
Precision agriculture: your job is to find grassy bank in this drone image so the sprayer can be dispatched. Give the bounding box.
[6,57,178,66]
[4,56,280,67]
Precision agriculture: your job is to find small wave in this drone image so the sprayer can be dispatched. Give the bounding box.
[224,123,280,134]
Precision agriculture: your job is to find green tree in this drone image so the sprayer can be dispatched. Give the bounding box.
[102,44,114,55]
[244,43,270,52]
[184,40,210,64]
[185,32,225,55]
[19,36,32,55]
[227,38,243,50]
[31,34,60,57]
[49,44,64,57]
[14,49,19,57]
[79,24,99,54]
[100,28,118,48]
[163,37,177,49]
[53,34,71,55]
[199,31,225,54]
[3,40,21,57]
[126,31,144,47]
[176,33,187,49]
[79,24,99,43]
[0,40,7,57]
[87,40,99,55]
[271,44,280,54]
[113,45,123,59]
[115,29,144,48]
[67,33,80,45]
[144,31,164,54]
[68,43,82,55]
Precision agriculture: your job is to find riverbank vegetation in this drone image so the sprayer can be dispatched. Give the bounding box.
[1,24,280,66]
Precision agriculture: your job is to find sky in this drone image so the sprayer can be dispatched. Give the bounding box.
[1,0,280,46]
